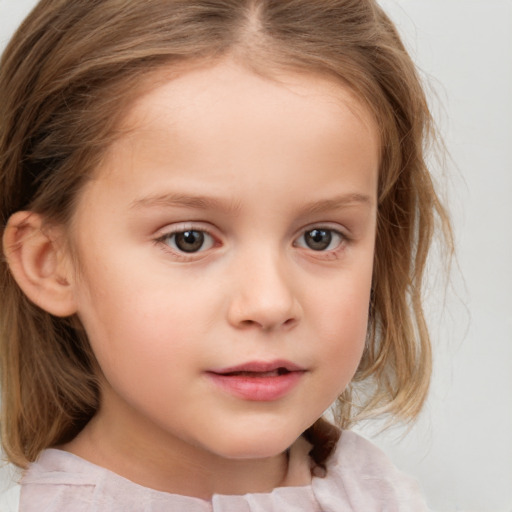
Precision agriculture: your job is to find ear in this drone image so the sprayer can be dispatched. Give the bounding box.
[3,211,77,317]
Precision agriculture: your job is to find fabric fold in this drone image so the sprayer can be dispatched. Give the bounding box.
[8,430,429,511]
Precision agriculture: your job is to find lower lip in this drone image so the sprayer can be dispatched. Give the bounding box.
[206,371,304,401]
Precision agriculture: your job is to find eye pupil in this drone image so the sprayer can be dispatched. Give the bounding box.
[175,231,205,252]
[305,229,332,251]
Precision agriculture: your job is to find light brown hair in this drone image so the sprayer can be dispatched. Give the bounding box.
[0,0,451,468]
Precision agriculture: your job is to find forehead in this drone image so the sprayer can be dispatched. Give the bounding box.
[87,59,380,207]
[117,59,379,151]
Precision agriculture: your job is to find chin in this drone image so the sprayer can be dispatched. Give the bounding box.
[207,426,305,460]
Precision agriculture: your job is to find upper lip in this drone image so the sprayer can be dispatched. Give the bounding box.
[208,360,305,375]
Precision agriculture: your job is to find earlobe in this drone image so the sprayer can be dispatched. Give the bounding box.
[3,211,78,317]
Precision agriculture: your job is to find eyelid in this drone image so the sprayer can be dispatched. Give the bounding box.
[293,224,349,252]
[154,222,221,258]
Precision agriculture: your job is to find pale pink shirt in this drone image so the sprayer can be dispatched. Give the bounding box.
[1,431,430,511]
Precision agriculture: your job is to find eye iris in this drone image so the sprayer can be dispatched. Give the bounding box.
[174,231,205,252]
[305,229,332,251]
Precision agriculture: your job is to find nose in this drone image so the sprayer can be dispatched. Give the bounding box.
[226,250,301,332]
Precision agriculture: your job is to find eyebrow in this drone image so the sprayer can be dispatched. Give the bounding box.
[130,191,373,214]
[130,192,242,214]
[301,193,374,215]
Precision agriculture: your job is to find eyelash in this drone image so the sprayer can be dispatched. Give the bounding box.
[293,227,346,253]
[154,225,347,259]
[154,226,217,260]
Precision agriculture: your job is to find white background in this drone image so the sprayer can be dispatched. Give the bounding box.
[1,1,511,511]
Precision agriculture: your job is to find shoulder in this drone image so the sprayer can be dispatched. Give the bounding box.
[311,430,431,512]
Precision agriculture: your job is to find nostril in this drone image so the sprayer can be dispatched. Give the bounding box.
[240,319,257,328]
[226,290,301,330]
[283,318,297,328]
[236,317,297,331]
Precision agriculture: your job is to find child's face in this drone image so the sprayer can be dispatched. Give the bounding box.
[69,61,379,461]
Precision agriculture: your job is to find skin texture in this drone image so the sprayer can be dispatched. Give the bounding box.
[60,60,380,498]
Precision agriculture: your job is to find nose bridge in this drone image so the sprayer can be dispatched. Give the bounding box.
[227,241,299,330]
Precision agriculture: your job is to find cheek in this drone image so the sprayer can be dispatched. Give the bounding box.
[309,272,372,388]
[322,305,367,381]
[76,290,195,420]
[77,284,192,363]
[73,260,217,385]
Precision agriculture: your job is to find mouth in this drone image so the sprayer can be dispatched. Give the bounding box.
[206,360,306,401]
[220,367,292,378]
[209,360,304,375]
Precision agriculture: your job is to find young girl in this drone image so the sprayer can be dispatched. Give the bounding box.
[0,1,450,510]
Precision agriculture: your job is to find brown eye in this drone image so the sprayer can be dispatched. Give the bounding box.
[296,228,343,251]
[166,230,213,253]
[305,229,331,250]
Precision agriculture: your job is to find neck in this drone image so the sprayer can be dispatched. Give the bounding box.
[61,395,291,499]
